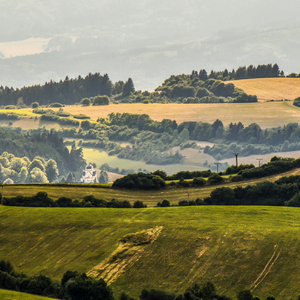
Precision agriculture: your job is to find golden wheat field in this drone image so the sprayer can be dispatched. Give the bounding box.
[227,77,300,101]
[49,100,300,129]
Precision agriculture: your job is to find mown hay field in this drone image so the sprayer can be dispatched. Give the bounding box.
[46,101,300,129]
[1,205,300,299]
[227,77,300,101]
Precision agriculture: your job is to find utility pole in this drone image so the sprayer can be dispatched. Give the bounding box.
[256,158,263,167]
[234,153,239,167]
[214,162,221,173]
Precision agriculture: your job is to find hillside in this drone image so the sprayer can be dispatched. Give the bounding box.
[2,166,300,207]
[0,289,57,300]
[227,78,300,101]
[1,205,300,299]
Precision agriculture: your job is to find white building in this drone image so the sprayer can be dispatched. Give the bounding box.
[80,164,98,183]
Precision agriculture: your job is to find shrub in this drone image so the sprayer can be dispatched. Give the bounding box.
[73,114,91,119]
[113,173,166,190]
[210,187,237,205]
[57,111,72,117]
[81,98,91,106]
[93,95,110,105]
[207,174,224,184]
[193,177,206,186]
[133,200,147,208]
[0,259,14,274]
[293,96,300,108]
[160,199,170,207]
[231,175,243,182]
[178,178,190,187]
[4,105,19,109]
[48,102,64,107]
[31,102,39,108]
[286,193,300,207]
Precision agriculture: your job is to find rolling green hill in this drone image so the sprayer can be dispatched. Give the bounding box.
[0,289,57,300]
[1,205,300,299]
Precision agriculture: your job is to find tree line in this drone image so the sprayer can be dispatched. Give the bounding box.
[2,191,147,208]
[191,63,282,81]
[0,63,293,107]
[0,72,135,106]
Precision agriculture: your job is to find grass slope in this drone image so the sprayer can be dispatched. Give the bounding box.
[227,78,300,101]
[1,206,300,299]
[2,167,300,207]
[0,289,57,300]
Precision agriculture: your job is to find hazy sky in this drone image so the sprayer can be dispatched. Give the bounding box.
[0,0,299,90]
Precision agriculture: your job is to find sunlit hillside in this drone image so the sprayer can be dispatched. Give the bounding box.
[227,78,300,101]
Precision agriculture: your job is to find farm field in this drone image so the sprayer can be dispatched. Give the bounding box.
[0,289,57,300]
[227,78,300,101]
[2,167,300,207]
[42,100,300,129]
[1,205,300,299]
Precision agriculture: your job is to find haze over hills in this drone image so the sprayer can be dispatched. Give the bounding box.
[0,0,300,90]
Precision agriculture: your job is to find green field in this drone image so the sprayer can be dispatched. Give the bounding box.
[2,167,300,207]
[0,289,57,300]
[1,205,300,299]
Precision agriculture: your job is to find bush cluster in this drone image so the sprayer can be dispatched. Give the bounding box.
[3,192,139,208]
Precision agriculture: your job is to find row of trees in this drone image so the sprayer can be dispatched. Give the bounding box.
[0,73,135,106]
[191,63,283,81]
[202,173,300,207]
[3,192,147,208]
[0,63,287,107]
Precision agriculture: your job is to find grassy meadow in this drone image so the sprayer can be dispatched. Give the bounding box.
[0,289,57,300]
[1,205,300,299]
